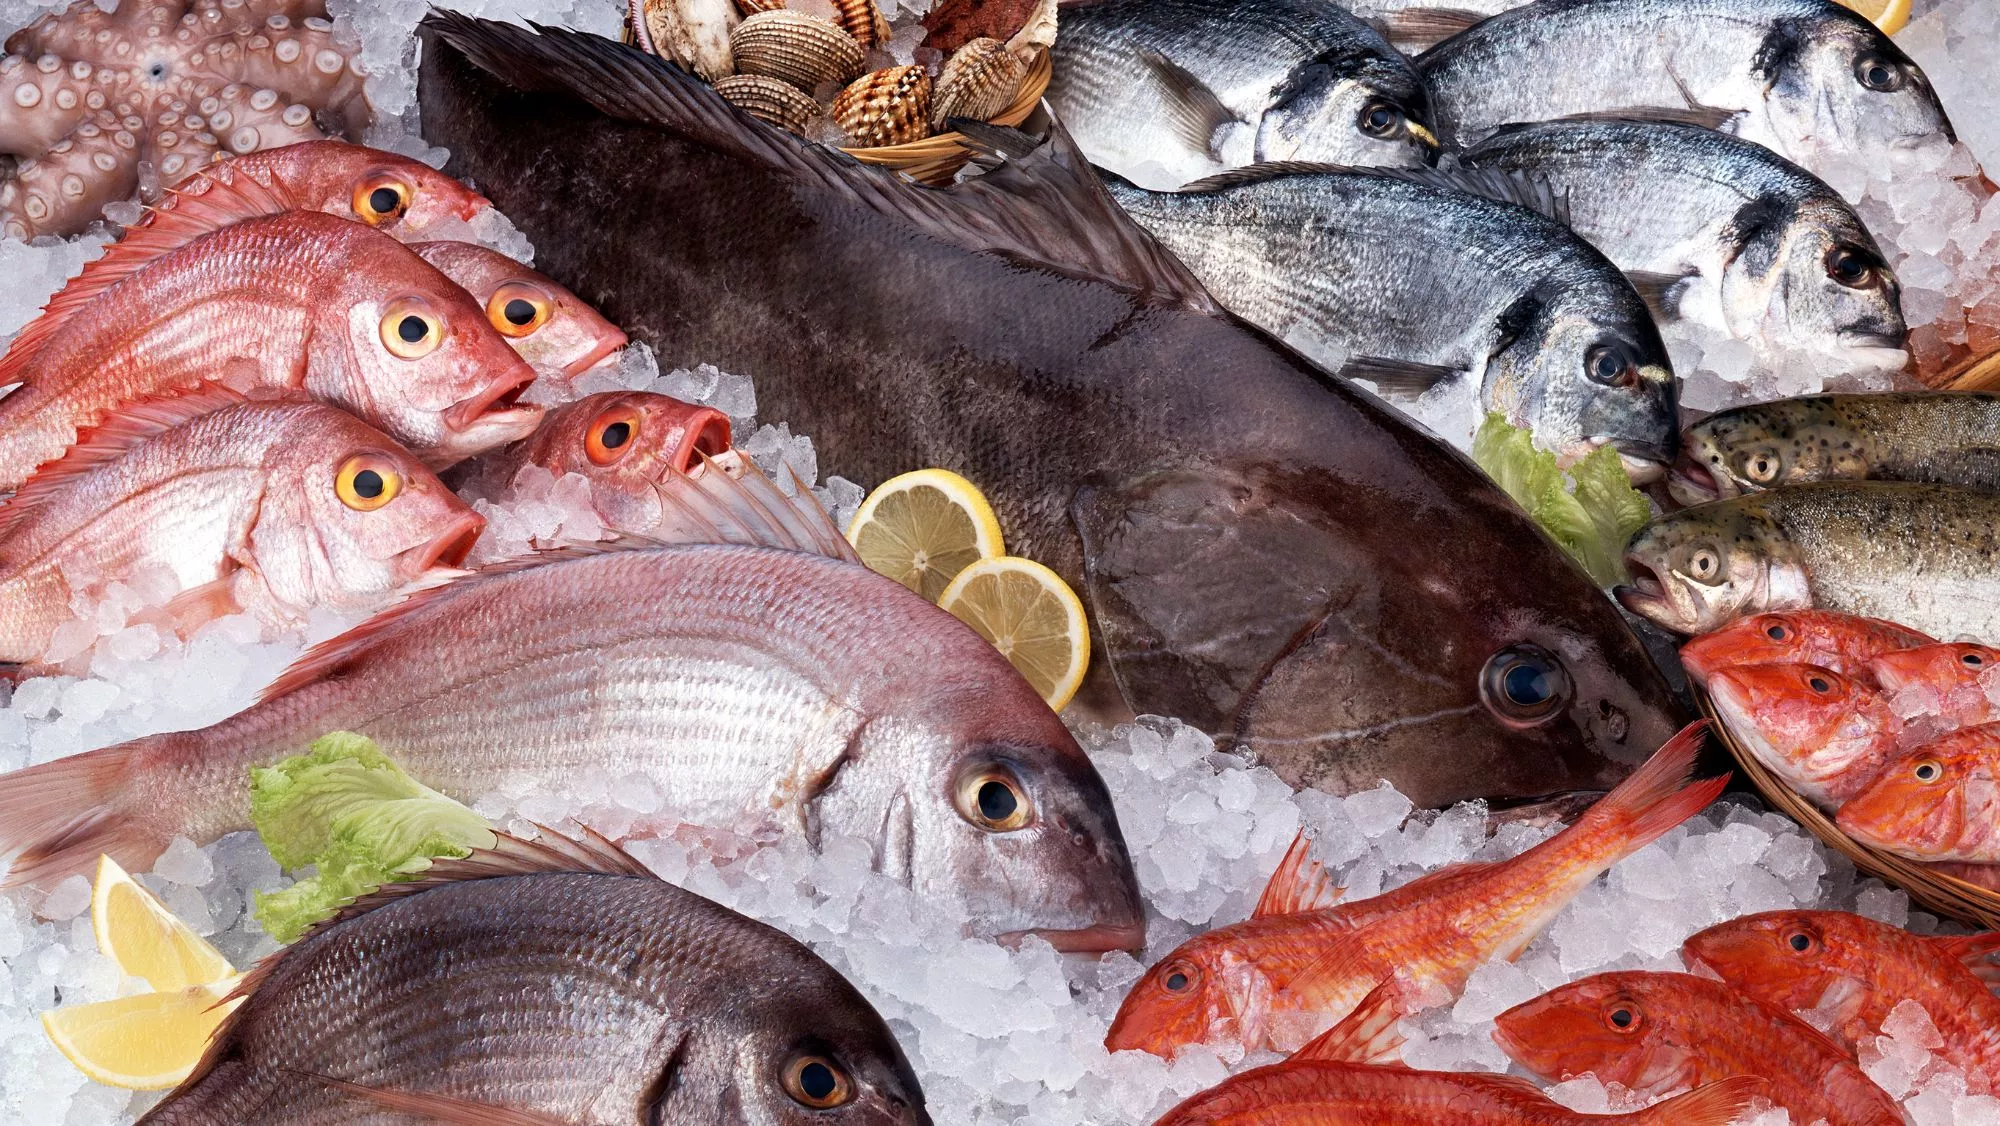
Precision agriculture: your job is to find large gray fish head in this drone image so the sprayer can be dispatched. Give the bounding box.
[1717,193,1906,362]
[1483,283,1678,482]
[1254,47,1440,167]
[1670,398,1878,504]
[851,704,1145,954]
[1757,8,1954,164]
[1615,500,1810,634]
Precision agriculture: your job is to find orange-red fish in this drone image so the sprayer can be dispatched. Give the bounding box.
[1865,642,2000,729]
[1683,910,2000,1094]
[1704,662,1899,807]
[1152,982,1765,1126]
[156,140,493,238]
[0,388,480,668]
[0,179,541,491]
[1838,722,2000,863]
[409,242,627,378]
[1679,610,1934,687]
[1105,722,1726,1057]
[1492,970,1904,1126]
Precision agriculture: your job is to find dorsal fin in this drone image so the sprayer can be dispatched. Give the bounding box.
[1177,161,1347,193]
[0,385,254,538]
[1253,830,1345,917]
[422,12,1219,313]
[0,174,298,389]
[1292,979,1409,1065]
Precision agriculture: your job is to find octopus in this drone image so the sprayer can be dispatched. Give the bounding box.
[0,0,370,240]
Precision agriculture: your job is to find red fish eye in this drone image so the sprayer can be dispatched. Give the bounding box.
[1161,963,1197,993]
[1914,760,1942,782]
[1788,932,1813,953]
[586,406,643,466]
[1606,1006,1638,1032]
[1807,676,1831,693]
[1765,624,1789,641]
[1964,653,1985,667]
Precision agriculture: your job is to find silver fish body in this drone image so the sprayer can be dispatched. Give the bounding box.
[142,851,929,1125]
[1457,119,1905,366]
[1672,392,2000,503]
[1417,0,1955,179]
[1618,481,2000,639]
[1102,166,1677,470]
[0,543,1144,950]
[1048,0,1437,188]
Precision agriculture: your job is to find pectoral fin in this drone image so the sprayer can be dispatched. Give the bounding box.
[1623,269,1692,322]
[1137,49,1240,162]
[315,1075,578,1125]
[1337,356,1464,401]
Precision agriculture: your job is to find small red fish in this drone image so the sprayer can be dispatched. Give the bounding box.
[1679,610,1934,687]
[1683,910,2000,1094]
[1153,982,1766,1126]
[1105,723,1726,1057]
[1864,642,2000,729]
[1492,970,1904,1126]
[0,178,541,490]
[1837,722,2000,863]
[1704,662,1899,807]
[410,242,627,379]
[156,140,493,239]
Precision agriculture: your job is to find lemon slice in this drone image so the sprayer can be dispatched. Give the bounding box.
[938,556,1090,711]
[1839,0,1910,34]
[41,978,243,1090]
[91,855,233,993]
[847,469,1006,601]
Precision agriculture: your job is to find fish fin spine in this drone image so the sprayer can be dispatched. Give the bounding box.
[0,737,177,888]
[1136,48,1238,163]
[1291,978,1408,1065]
[1252,830,1345,917]
[309,1075,579,1125]
[1364,164,1571,226]
[1338,356,1463,401]
[1583,719,1727,852]
[647,450,860,562]
[1627,1075,1768,1125]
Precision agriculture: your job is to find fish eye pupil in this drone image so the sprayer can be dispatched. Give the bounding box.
[1609,1008,1633,1028]
[1789,933,1812,952]
[369,186,402,215]
[601,420,633,449]
[1503,661,1551,706]
[397,315,428,344]
[353,469,384,499]
[799,1061,837,1101]
[1766,625,1788,640]
[1808,676,1830,692]
[977,779,1018,823]
[1917,763,1939,781]
[504,298,538,326]
[1165,971,1189,991]
[1965,653,1984,666]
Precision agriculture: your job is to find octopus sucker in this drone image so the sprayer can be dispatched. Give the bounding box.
[0,0,370,239]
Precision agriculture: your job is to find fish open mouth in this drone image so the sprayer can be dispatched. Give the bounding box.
[997,922,1147,954]
[1613,557,1671,619]
[419,512,486,570]
[1666,460,1722,506]
[445,370,538,433]
[668,408,735,474]
[561,329,629,379]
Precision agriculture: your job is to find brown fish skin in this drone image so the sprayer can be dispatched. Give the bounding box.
[0,541,1145,951]
[414,17,1685,811]
[154,139,494,240]
[0,389,481,666]
[142,847,929,1125]
[0,202,542,491]
[411,241,630,378]
[452,390,733,533]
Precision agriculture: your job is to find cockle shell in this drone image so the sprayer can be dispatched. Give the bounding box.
[730,10,866,94]
[929,37,1027,130]
[831,0,892,49]
[832,65,932,148]
[633,0,740,81]
[715,74,821,135]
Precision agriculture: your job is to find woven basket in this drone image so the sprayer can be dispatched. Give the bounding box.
[1946,348,2000,391]
[1695,685,2000,928]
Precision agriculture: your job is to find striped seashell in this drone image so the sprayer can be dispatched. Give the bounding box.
[729,10,866,94]
[928,37,1027,131]
[832,65,932,148]
[734,0,785,13]
[715,73,821,135]
[831,0,891,49]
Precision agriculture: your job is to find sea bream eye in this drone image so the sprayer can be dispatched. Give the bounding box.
[1358,100,1402,138]
[1765,624,1790,641]
[1854,53,1905,92]
[487,281,553,338]
[1825,245,1878,288]
[335,454,404,512]
[1584,343,1637,387]
[955,764,1033,832]
[782,1055,853,1109]
[1607,1007,1636,1030]
[380,297,443,359]
[352,172,414,225]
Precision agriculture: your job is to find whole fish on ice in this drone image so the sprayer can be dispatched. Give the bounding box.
[1100,165,1677,469]
[0,388,480,669]
[1045,0,1438,188]
[414,16,1686,810]
[153,140,495,239]
[1677,609,1934,686]
[411,240,628,379]
[1456,119,1905,367]
[0,179,541,490]
[141,832,930,1125]
[1417,0,1956,179]
[1672,392,2000,504]
[0,470,1143,950]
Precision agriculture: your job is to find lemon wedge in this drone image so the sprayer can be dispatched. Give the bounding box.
[847,469,1006,601]
[91,855,232,992]
[938,556,1091,711]
[1839,0,1910,34]
[41,978,242,1090]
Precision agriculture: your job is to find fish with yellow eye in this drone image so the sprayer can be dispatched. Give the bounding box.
[453,390,734,536]
[0,174,542,492]
[150,139,495,240]
[410,242,629,379]
[0,387,482,672]
[1837,722,2000,864]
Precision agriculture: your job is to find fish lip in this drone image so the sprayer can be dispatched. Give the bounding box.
[560,330,629,379]
[1839,329,1906,350]
[996,921,1146,955]
[1613,558,1673,621]
[1667,460,1723,506]
[1610,439,1672,485]
[419,511,486,570]
[668,408,735,474]
[444,369,537,433]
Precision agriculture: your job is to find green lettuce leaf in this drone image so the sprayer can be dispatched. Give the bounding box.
[249,732,495,943]
[1471,414,1652,588]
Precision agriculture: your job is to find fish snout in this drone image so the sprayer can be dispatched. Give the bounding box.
[415,510,486,573]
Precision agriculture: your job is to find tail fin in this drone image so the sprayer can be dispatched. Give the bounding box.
[1584,720,1728,857]
[0,740,169,889]
[1627,1075,1767,1125]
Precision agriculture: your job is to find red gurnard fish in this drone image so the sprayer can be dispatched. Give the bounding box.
[1704,663,1899,807]
[154,139,493,239]
[1838,722,2000,863]
[1864,643,2000,729]
[411,241,627,378]
[1105,722,1726,1056]
[1152,982,1766,1126]
[1679,610,1934,687]
[1683,910,2000,1093]
[1493,970,1904,1126]
[0,177,541,490]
